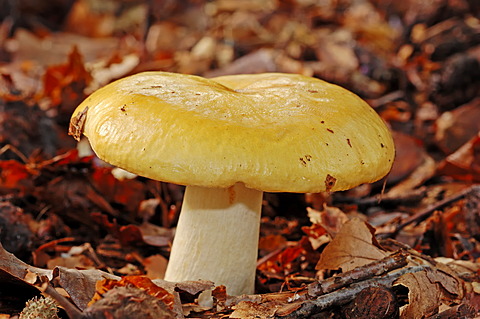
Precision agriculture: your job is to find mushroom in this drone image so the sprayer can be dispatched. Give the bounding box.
[69,72,395,296]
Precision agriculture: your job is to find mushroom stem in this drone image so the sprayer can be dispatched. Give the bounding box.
[164,183,263,296]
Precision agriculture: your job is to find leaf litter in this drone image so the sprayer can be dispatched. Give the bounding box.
[0,0,480,318]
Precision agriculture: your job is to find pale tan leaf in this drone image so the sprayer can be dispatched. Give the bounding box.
[230,300,276,319]
[316,218,388,272]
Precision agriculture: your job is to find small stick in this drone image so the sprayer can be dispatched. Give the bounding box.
[307,250,408,297]
[0,144,29,163]
[41,280,84,319]
[385,185,478,238]
[275,265,427,318]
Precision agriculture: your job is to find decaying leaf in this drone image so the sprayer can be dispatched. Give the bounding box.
[84,286,176,319]
[316,218,389,272]
[53,267,119,311]
[306,205,349,237]
[395,271,442,318]
[392,249,470,318]
[435,98,480,154]
[0,243,52,281]
[386,154,436,197]
[230,300,277,319]
[302,206,349,250]
[143,254,168,280]
[437,132,480,182]
[90,276,175,309]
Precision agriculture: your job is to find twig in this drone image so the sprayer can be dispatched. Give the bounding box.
[333,187,426,207]
[382,185,478,238]
[307,250,408,297]
[0,144,29,163]
[41,279,84,319]
[275,265,428,318]
[368,90,405,108]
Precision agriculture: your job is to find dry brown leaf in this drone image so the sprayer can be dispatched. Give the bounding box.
[316,218,388,272]
[90,276,176,309]
[425,268,463,301]
[303,205,349,250]
[437,132,480,182]
[434,257,480,275]
[386,154,436,197]
[0,242,120,311]
[46,255,95,270]
[0,242,52,281]
[84,286,176,319]
[307,205,349,237]
[230,300,276,319]
[390,250,468,317]
[54,266,119,310]
[315,31,359,74]
[143,254,168,280]
[384,131,425,185]
[422,258,466,305]
[7,29,119,67]
[435,98,480,154]
[258,234,288,253]
[204,48,278,77]
[395,271,442,319]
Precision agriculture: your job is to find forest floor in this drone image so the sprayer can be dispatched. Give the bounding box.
[0,0,479,318]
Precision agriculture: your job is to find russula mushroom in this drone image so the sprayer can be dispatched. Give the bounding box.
[69,72,395,296]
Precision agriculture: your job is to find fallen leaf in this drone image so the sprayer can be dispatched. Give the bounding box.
[0,242,52,281]
[302,205,349,250]
[143,254,168,280]
[316,218,388,272]
[40,45,92,110]
[387,154,436,197]
[7,29,122,68]
[84,286,175,319]
[382,131,425,186]
[394,271,441,319]
[91,166,147,215]
[435,98,480,154]
[437,132,480,182]
[54,266,119,310]
[306,205,349,237]
[230,300,276,319]
[91,275,175,309]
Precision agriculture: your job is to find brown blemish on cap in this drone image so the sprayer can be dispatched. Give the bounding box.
[68,107,88,142]
[325,174,336,192]
[228,185,236,204]
[299,155,312,166]
[347,138,352,147]
[327,128,334,133]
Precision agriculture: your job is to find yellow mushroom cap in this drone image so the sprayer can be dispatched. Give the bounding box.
[70,71,395,193]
